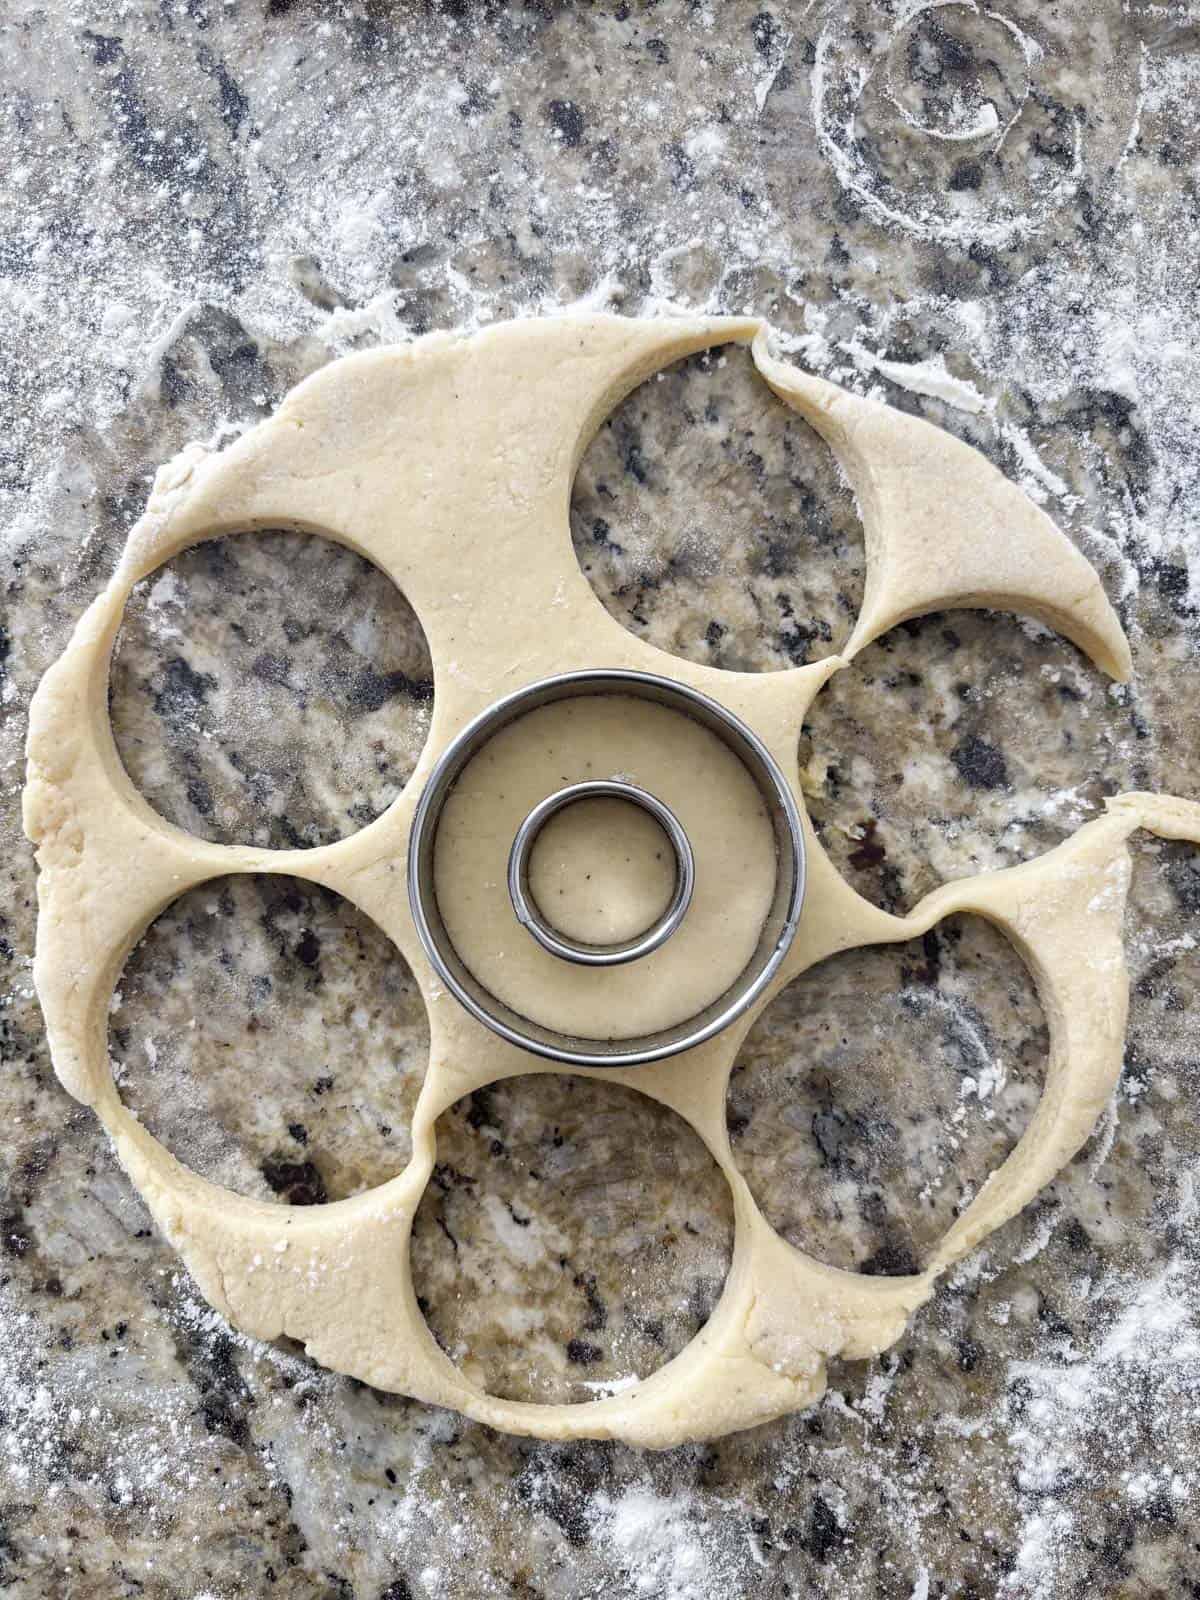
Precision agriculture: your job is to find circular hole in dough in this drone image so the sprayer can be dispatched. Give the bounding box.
[727,915,1045,1275]
[525,794,677,947]
[109,874,429,1204]
[1119,836,1200,1182]
[110,529,433,849]
[800,610,1137,915]
[410,1074,733,1404]
[570,344,864,672]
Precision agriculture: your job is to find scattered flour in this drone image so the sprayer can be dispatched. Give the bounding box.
[1004,1259,1200,1596]
[593,1488,725,1599]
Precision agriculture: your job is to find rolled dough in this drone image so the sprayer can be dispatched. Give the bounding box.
[25,313,1187,1449]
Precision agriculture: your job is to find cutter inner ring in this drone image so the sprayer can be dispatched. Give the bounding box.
[507,780,695,967]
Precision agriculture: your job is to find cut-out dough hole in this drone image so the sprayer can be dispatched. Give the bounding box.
[1117,837,1200,1192]
[728,915,1045,1275]
[110,529,433,849]
[410,1075,733,1404]
[800,610,1138,914]
[571,344,864,671]
[109,875,429,1203]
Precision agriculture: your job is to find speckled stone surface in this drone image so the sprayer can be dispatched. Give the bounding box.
[3,3,1200,1598]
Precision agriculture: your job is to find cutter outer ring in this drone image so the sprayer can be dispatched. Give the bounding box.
[407,668,807,1068]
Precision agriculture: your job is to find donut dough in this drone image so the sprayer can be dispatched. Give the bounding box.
[24,313,1189,1449]
[433,694,777,1037]
[526,794,675,945]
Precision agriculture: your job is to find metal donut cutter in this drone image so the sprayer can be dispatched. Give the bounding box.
[407,668,806,1068]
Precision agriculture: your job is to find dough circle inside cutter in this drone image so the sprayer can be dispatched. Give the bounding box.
[433,692,777,1038]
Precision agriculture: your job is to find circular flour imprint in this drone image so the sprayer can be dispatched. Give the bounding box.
[811,0,1132,249]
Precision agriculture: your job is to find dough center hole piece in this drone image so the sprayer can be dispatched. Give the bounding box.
[526,795,676,946]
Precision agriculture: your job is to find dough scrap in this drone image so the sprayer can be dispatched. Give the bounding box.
[23,314,1182,1448]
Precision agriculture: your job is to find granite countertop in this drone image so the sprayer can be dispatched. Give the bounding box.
[3,2,1200,1597]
